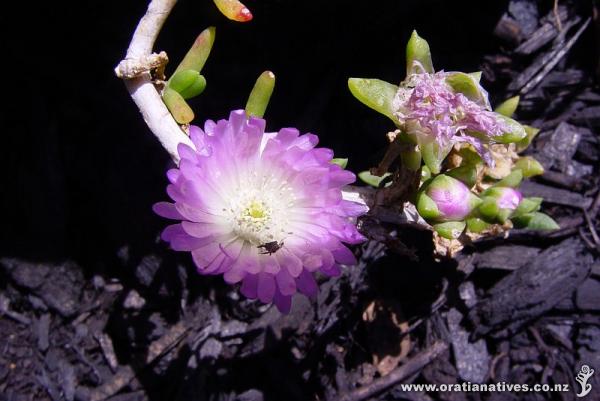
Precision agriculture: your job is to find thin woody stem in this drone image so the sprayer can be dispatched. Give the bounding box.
[115,0,194,164]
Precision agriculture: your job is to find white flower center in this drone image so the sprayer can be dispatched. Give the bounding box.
[224,168,297,246]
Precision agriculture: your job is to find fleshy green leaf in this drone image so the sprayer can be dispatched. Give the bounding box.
[494,115,527,144]
[421,165,431,181]
[494,96,520,117]
[213,0,252,22]
[466,217,490,233]
[168,70,207,99]
[478,197,500,221]
[416,192,439,220]
[446,72,488,106]
[434,221,466,239]
[516,125,540,152]
[468,71,482,82]
[348,78,398,121]
[512,212,559,230]
[446,165,477,188]
[514,156,544,178]
[492,169,523,188]
[174,27,216,74]
[162,87,194,124]
[497,208,512,224]
[420,140,450,175]
[245,71,275,118]
[513,197,543,217]
[406,30,434,74]
[359,171,391,187]
[331,158,348,169]
[457,146,483,166]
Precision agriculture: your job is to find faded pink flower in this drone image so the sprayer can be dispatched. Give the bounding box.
[393,71,507,165]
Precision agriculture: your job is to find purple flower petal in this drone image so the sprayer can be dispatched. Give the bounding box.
[154,110,367,313]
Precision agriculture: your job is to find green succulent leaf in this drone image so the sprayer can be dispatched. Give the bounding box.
[513,197,543,217]
[168,70,207,99]
[446,165,477,188]
[497,208,512,224]
[416,192,439,220]
[514,156,544,178]
[421,165,431,181]
[213,0,253,22]
[434,221,466,240]
[516,125,540,152]
[245,71,276,118]
[492,169,523,188]
[359,171,391,187]
[468,71,482,82]
[406,30,434,75]
[420,140,450,175]
[174,27,216,74]
[331,158,348,169]
[162,87,194,124]
[466,217,490,233]
[348,78,398,121]
[511,212,559,230]
[446,72,488,106]
[457,146,483,166]
[478,197,500,221]
[494,115,527,144]
[494,95,520,117]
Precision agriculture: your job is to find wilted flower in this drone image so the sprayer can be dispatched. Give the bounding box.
[393,69,508,165]
[154,110,367,313]
[417,175,481,222]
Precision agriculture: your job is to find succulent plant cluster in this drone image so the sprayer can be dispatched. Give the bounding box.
[350,31,558,241]
[148,0,559,312]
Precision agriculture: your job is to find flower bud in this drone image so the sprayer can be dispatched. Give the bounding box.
[479,187,523,223]
[487,187,523,210]
[417,175,481,222]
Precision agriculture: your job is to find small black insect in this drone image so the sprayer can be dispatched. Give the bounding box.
[257,240,284,255]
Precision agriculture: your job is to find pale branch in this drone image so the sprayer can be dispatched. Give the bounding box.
[115,0,193,164]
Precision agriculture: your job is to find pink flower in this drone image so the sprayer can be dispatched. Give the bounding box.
[154,110,367,313]
[493,187,523,210]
